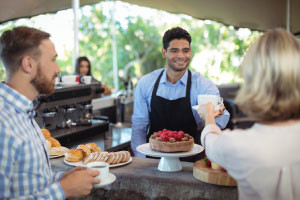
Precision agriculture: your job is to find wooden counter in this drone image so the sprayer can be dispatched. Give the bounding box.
[51,157,238,200]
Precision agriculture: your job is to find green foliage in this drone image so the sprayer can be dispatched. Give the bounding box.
[0,2,261,87]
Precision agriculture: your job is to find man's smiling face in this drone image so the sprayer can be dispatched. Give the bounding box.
[162,39,191,72]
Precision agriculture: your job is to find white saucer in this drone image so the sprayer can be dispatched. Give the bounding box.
[93,173,116,188]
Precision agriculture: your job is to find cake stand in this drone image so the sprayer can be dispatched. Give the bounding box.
[136,143,204,172]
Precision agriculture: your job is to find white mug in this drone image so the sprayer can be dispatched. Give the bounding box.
[55,77,60,85]
[87,161,109,186]
[197,94,223,110]
[80,76,92,84]
[61,75,79,84]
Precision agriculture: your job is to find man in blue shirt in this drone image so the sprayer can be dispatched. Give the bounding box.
[131,27,230,159]
[0,27,99,199]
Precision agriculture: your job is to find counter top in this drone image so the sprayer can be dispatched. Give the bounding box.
[51,157,238,200]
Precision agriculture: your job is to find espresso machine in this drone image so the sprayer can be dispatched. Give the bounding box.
[34,83,109,141]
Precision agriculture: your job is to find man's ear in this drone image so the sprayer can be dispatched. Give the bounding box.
[20,56,35,74]
[161,48,166,58]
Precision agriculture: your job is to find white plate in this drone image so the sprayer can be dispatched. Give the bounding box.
[192,105,221,111]
[137,143,204,172]
[63,156,132,168]
[94,173,116,188]
[49,146,69,159]
[136,143,204,158]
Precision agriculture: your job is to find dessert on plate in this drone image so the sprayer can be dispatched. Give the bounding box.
[65,142,131,165]
[41,128,68,156]
[149,129,194,152]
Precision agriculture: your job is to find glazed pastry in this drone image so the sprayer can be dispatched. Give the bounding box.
[77,144,91,157]
[83,151,130,165]
[86,143,101,153]
[83,152,97,164]
[49,137,61,147]
[111,153,120,165]
[106,152,115,164]
[41,129,51,139]
[65,149,83,162]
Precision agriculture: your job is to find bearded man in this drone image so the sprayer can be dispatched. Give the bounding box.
[0,27,99,199]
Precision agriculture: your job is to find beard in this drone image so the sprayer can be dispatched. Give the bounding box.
[167,58,190,72]
[31,63,56,95]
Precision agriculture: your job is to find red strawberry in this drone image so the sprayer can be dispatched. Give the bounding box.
[178,132,184,138]
[168,132,175,138]
[204,157,211,167]
[221,167,227,173]
[163,129,167,132]
[157,131,162,137]
[162,135,169,141]
[174,134,181,141]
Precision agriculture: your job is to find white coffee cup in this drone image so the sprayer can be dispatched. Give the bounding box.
[61,75,79,84]
[55,77,60,85]
[80,76,92,84]
[87,161,109,186]
[197,94,223,110]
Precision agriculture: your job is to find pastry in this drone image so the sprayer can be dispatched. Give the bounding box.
[86,143,101,153]
[81,151,130,165]
[120,151,130,163]
[49,137,61,147]
[65,149,83,162]
[50,147,67,156]
[41,128,51,139]
[149,129,194,152]
[77,144,91,157]
[106,152,115,164]
[83,152,97,164]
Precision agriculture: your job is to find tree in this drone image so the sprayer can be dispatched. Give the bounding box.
[78,4,165,89]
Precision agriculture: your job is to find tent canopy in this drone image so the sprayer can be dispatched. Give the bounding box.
[0,0,299,33]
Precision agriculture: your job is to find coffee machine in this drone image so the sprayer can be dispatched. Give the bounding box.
[34,83,108,139]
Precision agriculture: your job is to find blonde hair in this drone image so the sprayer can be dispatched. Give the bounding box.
[235,28,300,122]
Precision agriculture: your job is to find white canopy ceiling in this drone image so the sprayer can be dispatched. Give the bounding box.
[0,0,300,34]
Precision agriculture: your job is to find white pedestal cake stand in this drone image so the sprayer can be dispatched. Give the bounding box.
[136,143,204,172]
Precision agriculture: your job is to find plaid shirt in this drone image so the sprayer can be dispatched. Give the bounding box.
[0,82,65,199]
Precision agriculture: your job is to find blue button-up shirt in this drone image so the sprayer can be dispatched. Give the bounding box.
[0,82,65,199]
[131,69,230,157]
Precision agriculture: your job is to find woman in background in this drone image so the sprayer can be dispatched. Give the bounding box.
[75,56,111,95]
[198,28,300,200]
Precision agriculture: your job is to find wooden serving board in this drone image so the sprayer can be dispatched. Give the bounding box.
[193,159,237,186]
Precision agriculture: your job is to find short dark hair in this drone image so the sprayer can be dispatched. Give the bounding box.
[162,27,191,49]
[0,26,50,75]
[75,56,92,76]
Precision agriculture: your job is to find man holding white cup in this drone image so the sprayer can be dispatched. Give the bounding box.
[132,27,230,161]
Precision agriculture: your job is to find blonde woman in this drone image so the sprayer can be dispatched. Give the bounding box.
[198,28,300,200]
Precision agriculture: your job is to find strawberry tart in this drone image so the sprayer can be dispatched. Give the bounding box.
[149,129,194,152]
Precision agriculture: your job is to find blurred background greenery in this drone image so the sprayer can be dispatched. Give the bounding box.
[0,1,261,90]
